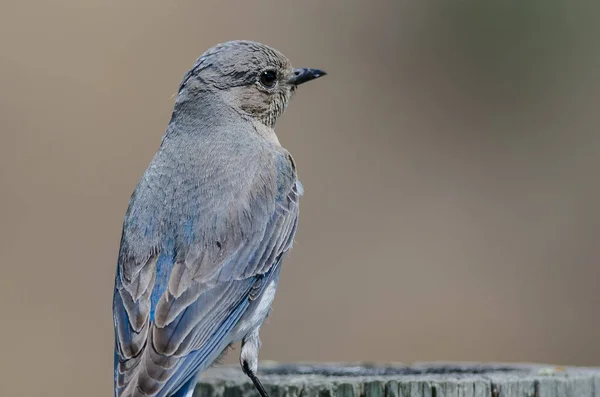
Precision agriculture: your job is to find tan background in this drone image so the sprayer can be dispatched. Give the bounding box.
[1,1,599,396]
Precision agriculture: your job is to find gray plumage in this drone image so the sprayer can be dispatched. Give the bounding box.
[113,41,325,397]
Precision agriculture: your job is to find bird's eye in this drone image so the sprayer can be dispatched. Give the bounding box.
[259,70,277,88]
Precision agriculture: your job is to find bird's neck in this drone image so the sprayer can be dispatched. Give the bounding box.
[172,90,231,124]
[170,90,281,146]
[249,119,281,146]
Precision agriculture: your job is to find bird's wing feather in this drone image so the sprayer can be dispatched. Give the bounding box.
[114,146,300,397]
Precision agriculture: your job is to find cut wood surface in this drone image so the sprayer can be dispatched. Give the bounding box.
[196,362,600,397]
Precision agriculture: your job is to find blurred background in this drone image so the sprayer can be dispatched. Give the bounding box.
[1,1,599,396]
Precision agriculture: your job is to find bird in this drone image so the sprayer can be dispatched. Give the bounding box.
[112,40,326,397]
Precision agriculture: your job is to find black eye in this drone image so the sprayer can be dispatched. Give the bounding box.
[259,70,277,88]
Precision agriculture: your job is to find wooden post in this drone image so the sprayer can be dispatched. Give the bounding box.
[196,362,600,397]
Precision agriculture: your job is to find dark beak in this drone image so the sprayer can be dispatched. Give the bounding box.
[289,68,327,85]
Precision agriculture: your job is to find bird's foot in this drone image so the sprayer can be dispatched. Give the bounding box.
[242,360,270,397]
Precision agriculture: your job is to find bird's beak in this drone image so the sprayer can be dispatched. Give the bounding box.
[289,68,327,85]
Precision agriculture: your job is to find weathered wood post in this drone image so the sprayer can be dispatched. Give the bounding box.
[196,362,600,397]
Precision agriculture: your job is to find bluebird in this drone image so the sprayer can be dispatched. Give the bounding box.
[112,41,326,397]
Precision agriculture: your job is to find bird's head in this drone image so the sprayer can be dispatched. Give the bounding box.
[176,40,326,128]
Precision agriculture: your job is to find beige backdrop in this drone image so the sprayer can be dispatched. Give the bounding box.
[1,1,599,396]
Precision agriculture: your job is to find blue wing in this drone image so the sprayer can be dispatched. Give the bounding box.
[113,149,301,397]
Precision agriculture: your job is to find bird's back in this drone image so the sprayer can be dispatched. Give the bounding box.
[113,119,301,397]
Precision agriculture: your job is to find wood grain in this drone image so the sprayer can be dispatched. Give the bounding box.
[196,362,600,397]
